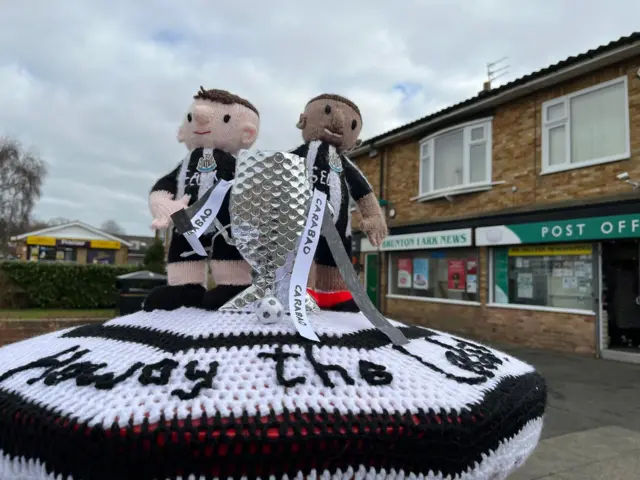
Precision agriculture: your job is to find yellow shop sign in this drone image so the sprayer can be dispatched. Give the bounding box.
[508,244,593,257]
[90,240,121,250]
[26,236,56,246]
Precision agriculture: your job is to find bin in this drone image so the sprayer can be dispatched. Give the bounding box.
[116,270,167,315]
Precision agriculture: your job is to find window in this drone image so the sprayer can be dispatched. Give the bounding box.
[542,76,630,174]
[88,250,115,264]
[35,246,76,263]
[418,118,492,198]
[491,244,594,311]
[388,248,479,302]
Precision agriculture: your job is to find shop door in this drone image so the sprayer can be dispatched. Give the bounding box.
[601,240,640,354]
[365,253,379,307]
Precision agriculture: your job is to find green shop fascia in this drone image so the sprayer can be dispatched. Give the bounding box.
[475,213,640,246]
[475,213,640,304]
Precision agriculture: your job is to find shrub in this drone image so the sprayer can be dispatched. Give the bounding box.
[143,238,166,275]
[0,261,140,309]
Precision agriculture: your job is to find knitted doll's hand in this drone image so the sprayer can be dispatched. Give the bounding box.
[150,192,190,230]
[360,215,388,247]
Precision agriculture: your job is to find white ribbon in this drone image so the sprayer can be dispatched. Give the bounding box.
[289,189,326,342]
[182,179,233,257]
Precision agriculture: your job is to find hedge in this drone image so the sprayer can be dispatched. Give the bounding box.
[0,261,141,309]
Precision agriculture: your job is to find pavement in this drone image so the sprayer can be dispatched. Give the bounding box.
[492,343,640,479]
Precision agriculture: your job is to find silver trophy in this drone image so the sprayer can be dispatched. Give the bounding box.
[217,150,318,312]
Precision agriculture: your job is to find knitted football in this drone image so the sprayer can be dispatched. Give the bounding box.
[0,308,546,480]
[255,296,284,324]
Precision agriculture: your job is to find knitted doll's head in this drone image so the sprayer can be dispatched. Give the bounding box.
[177,87,260,154]
[296,94,363,152]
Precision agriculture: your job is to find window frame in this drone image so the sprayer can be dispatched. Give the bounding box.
[418,117,493,200]
[541,75,631,175]
[385,249,481,306]
[487,247,597,315]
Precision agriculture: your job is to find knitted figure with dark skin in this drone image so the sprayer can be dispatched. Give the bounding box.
[292,94,387,312]
[144,87,260,312]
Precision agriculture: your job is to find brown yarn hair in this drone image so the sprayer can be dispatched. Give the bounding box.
[193,87,259,116]
[306,93,361,117]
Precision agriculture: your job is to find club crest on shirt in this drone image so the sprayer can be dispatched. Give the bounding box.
[197,151,217,173]
[328,150,343,173]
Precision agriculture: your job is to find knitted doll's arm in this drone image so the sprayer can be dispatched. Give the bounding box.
[342,155,388,246]
[149,162,189,230]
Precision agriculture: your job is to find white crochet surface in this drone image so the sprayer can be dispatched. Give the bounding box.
[0,308,545,480]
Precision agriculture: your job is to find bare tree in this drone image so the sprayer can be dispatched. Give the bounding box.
[101,219,125,236]
[0,137,47,254]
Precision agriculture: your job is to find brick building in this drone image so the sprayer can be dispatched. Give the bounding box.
[350,33,640,362]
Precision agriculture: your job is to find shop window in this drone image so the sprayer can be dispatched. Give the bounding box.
[491,244,595,311]
[388,248,479,303]
[35,246,76,262]
[88,250,115,264]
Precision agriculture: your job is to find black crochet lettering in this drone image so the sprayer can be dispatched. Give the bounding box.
[171,360,219,400]
[85,362,146,389]
[258,347,305,387]
[0,346,87,384]
[359,360,393,386]
[304,346,355,388]
[139,358,179,386]
[42,361,108,386]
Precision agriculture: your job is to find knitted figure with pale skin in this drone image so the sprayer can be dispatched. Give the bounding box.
[292,94,387,312]
[144,87,259,312]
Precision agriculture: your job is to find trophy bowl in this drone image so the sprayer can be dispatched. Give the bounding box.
[220,150,313,311]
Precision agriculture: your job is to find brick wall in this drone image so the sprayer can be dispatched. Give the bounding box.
[353,56,640,227]
[0,318,106,347]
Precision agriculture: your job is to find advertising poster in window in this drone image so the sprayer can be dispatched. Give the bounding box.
[517,272,534,299]
[87,250,115,265]
[412,258,429,290]
[466,258,478,294]
[397,258,412,288]
[447,260,466,291]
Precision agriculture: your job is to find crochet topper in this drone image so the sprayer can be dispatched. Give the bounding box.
[145,87,260,312]
[292,94,387,312]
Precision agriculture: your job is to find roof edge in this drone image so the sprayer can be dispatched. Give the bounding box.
[350,36,640,157]
[11,221,134,247]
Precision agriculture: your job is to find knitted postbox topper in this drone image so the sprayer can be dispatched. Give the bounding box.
[0,308,546,480]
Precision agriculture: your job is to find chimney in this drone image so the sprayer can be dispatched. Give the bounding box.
[482,81,491,92]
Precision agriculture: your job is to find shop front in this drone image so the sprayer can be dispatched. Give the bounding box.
[24,236,124,265]
[477,212,640,363]
[360,228,480,311]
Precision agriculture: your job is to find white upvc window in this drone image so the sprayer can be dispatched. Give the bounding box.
[418,118,493,199]
[541,76,630,174]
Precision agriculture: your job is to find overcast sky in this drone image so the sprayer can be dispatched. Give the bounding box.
[1,1,638,236]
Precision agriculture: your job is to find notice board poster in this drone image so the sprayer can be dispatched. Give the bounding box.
[412,258,429,290]
[448,259,466,291]
[397,258,412,288]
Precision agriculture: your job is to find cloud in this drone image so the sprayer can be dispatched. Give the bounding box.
[0,0,638,235]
